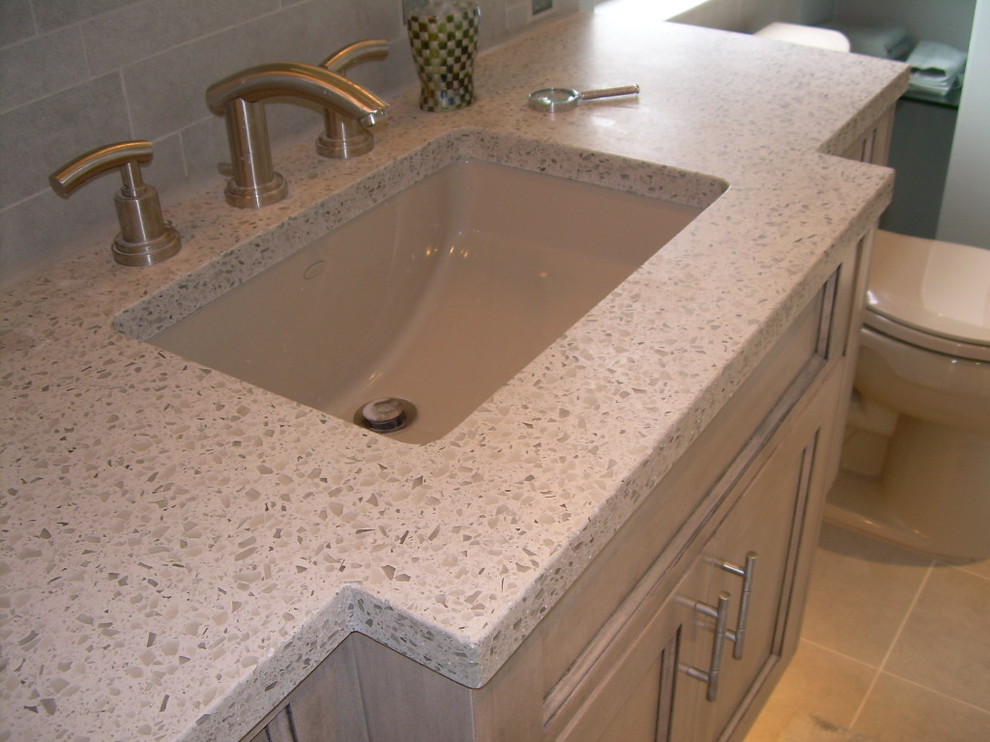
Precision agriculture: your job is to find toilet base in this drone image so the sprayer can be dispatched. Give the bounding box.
[825,472,972,561]
[827,417,990,562]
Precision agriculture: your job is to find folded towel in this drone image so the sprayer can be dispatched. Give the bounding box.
[907,40,967,95]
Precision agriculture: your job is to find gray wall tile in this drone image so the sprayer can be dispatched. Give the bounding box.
[0,0,37,46]
[82,0,280,75]
[0,176,118,280]
[147,132,190,192]
[180,116,230,185]
[477,0,510,45]
[0,73,130,207]
[31,0,144,33]
[125,1,365,141]
[0,28,89,111]
[355,0,403,35]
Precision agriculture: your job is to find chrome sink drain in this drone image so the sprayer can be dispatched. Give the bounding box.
[354,397,417,434]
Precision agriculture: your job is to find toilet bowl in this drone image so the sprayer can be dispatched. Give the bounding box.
[826,230,990,560]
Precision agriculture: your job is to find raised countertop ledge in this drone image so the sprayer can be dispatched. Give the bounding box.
[0,6,907,742]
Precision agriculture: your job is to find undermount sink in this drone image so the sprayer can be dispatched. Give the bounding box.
[136,155,719,443]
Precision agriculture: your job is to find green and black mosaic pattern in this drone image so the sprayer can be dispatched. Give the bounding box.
[406,2,481,112]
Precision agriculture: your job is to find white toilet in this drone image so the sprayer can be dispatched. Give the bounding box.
[754,22,851,52]
[826,230,990,560]
[751,21,990,559]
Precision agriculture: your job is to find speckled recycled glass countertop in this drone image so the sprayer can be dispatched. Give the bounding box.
[0,2,907,740]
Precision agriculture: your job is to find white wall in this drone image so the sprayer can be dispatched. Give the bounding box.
[938,0,990,248]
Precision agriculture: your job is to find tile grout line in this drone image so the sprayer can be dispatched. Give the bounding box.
[878,667,990,716]
[796,636,880,673]
[946,559,990,584]
[120,69,135,140]
[848,558,936,727]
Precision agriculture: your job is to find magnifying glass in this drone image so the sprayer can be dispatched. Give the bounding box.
[528,84,640,113]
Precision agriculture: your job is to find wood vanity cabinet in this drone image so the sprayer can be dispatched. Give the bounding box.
[242,232,870,742]
[530,273,855,742]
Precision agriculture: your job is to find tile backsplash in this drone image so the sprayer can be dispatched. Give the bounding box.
[0,0,576,284]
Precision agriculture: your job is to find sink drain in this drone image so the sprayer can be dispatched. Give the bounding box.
[354,397,417,434]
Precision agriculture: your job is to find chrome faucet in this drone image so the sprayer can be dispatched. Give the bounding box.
[317,39,390,159]
[205,62,388,208]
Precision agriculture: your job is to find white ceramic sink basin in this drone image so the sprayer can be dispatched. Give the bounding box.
[145,158,711,443]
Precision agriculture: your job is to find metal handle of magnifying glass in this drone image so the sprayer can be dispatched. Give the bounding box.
[578,84,640,101]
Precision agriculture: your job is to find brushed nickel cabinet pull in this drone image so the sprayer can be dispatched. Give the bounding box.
[683,591,732,702]
[719,551,758,660]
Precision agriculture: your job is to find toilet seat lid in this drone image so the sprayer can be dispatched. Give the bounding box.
[754,23,851,52]
[866,230,990,356]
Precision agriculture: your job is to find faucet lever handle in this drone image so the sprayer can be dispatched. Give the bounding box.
[49,141,181,266]
[49,141,153,198]
[317,39,390,159]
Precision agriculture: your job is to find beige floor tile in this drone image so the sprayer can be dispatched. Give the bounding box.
[954,556,990,582]
[884,566,990,712]
[748,525,990,742]
[802,524,931,666]
[743,640,876,742]
[854,673,990,742]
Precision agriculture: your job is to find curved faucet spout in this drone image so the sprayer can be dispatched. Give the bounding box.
[317,39,390,159]
[205,61,389,208]
[206,62,387,126]
[320,39,389,75]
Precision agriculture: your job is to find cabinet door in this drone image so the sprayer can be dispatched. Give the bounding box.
[552,556,710,742]
[688,380,833,742]
[240,638,371,742]
[245,706,295,742]
[587,578,704,742]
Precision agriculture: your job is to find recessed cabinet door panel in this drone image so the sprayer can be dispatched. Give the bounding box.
[595,655,664,741]
[709,443,812,739]
[667,557,717,742]
[691,389,830,742]
[555,558,710,742]
[243,705,296,742]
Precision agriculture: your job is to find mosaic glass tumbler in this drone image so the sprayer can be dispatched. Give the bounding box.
[405,1,481,112]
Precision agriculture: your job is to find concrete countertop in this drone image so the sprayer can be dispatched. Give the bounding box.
[0,2,907,740]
